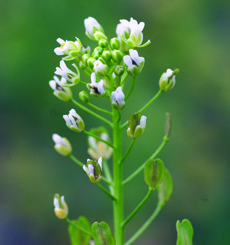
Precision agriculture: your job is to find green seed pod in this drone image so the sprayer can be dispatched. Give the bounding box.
[176,219,194,245]
[144,159,165,190]
[91,222,115,245]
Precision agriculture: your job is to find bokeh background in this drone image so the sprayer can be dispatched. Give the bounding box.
[1,0,229,244]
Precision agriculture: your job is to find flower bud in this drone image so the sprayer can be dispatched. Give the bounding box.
[63,109,85,133]
[110,37,120,50]
[127,112,147,139]
[79,61,87,70]
[114,65,124,76]
[111,87,125,110]
[52,134,72,156]
[83,157,103,183]
[87,73,106,97]
[111,50,123,63]
[159,69,179,92]
[102,51,111,62]
[93,60,109,76]
[87,57,96,69]
[53,194,68,219]
[88,127,113,160]
[79,91,90,103]
[98,39,108,48]
[84,17,105,41]
[55,60,80,85]
[92,52,100,59]
[49,76,72,101]
[123,49,144,76]
[82,54,90,64]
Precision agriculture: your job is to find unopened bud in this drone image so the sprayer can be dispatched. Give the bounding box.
[111,50,123,63]
[110,37,120,50]
[52,134,72,156]
[79,91,90,103]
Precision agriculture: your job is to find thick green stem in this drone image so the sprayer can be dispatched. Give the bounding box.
[123,136,169,186]
[71,98,113,127]
[112,108,124,244]
[125,203,163,245]
[121,188,153,228]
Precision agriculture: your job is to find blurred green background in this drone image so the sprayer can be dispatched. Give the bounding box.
[1,0,229,244]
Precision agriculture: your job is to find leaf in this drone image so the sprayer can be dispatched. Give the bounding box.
[91,221,115,245]
[176,219,194,245]
[157,168,173,206]
[144,159,165,189]
[68,216,91,245]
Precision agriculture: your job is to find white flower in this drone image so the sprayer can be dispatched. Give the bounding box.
[84,17,104,41]
[53,194,68,219]
[123,49,145,76]
[49,76,72,101]
[54,37,82,60]
[55,60,80,85]
[111,87,125,110]
[52,134,72,156]
[116,18,147,48]
[127,113,147,139]
[159,69,177,92]
[83,157,103,183]
[87,72,106,97]
[63,109,85,133]
[93,60,109,76]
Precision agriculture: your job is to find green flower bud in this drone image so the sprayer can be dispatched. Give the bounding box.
[111,50,123,63]
[102,51,112,62]
[88,127,113,160]
[82,54,90,64]
[83,157,103,183]
[87,57,96,69]
[127,112,147,139]
[53,194,68,219]
[92,52,100,59]
[79,61,87,70]
[110,37,120,50]
[144,159,165,190]
[52,134,72,156]
[159,69,179,92]
[94,31,107,41]
[79,91,90,103]
[114,65,124,76]
[99,39,108,48]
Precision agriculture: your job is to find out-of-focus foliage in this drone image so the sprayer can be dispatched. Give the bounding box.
[0,0,229,244]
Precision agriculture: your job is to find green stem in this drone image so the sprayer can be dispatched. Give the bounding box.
[83,69,91,77]
[65,217,92,237]
[83,130,114,149]
[121,71,128,86]
[123,136,169,186]
[125,77,136,101]
[119,139,136,165]
[112,108,124,244]
[88,102,112,116]
[69,154,112,186]
[139,90,163,113]
[125,203,163,245]
[71,98,113,127]
[121,188,153,228]
[96,183,117,201]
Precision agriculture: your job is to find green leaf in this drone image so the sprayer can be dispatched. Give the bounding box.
[157,168,173,206]
[144,159,165,189]
[176,219,194,245]
[68,216,91,245]
[91,221,115,245]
